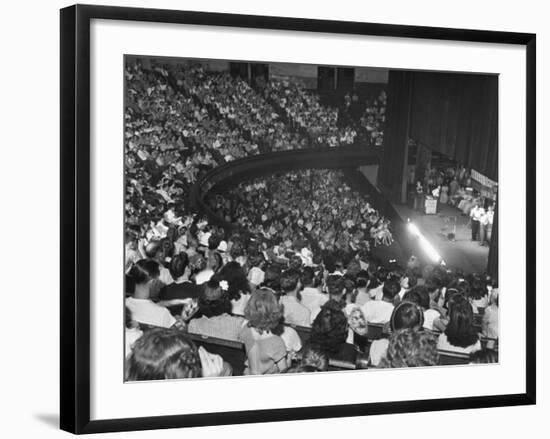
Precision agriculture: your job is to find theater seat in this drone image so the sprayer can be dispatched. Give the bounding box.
[287,323,311,345]
[367,323,387,340]
[437,349,471,365]
[480,337,498,351]
[187,332,247,376]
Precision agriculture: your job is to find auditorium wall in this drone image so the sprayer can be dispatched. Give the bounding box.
[359,164,379,187]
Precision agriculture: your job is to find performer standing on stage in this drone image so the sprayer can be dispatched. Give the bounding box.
[469,202,485,242]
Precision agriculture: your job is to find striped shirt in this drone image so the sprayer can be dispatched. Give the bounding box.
[188,314,246,341]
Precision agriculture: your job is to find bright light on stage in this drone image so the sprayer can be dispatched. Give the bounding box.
[407,221,445,264]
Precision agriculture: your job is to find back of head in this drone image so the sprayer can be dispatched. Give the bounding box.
[128,259,160,285]
[126,328,201,380]
[199,279,232,318]
[468,277,487,301]
[299,344,329,372]
[445,295,478,348]
[301,267,315,287]
[355,270,369,289]
[326,274,345,299]
[280,268,301,293]
[382,279,401,301]
[310,300,348,354]
[216,261,250,301]
[208,234,221,251]
[169,252,189,280]
[381,329,439,368]
[390,301,424,332]
[404,286,430,310]
[244,288,283,333]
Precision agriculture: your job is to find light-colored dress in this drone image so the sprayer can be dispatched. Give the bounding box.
[238,326,288,375]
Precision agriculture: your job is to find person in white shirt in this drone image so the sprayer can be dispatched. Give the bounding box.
[362,279,399,324]
[353,271,371,307]
[194,252,223,285]
[125,259,177,329]
[479,204,494,246]
[125,306,143,358]
[299,267,328,323]
[469,201,485,242]
[279,269,311,327]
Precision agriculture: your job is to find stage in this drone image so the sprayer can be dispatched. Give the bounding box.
[390,201,489,273]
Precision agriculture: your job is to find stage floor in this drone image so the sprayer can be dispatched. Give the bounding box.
[391,202,489,273]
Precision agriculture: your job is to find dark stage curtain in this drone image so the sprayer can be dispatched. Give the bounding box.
[409,72,498,181]
[250,63,269,87]
[318,66,336,91]
[229,62,249,80]
[378,70,413,203]
[487,200,498,279]
[336,67,354,92]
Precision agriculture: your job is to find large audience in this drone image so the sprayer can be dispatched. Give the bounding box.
[124,59,498,381]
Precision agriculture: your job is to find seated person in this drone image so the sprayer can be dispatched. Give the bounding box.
[217,261,251,316]
[362,279,399,324]
[158,253,202,316]
[437,295,482,354]
[125,259,178,328]
[125,327,229,380]
[353,270,371,307]
[279,268,311,327]
[125,306,143,358]
[286,344,329,373]
[379,328,439,368]
[187,279,246,341]
[369,301,424,367]
[238,288,289,375]
[309,300,355,363]
[299,267,328,322]
[481,288,499,341]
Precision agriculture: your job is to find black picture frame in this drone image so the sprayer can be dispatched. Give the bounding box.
[60,4,536,434]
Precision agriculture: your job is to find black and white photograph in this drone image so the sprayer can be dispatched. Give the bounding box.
[123,55,500,380]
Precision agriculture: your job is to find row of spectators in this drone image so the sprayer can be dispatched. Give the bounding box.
[125,219,499,379]
[125,60,387,245]
[125,61,261,236]
[205,169,393,251]
[124,60,496,381]
[265,78,358,147]
[173,65,307,152]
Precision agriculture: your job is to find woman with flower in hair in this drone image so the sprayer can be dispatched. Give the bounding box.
[238,288,289,375]
[216,261,251,316]
[187,279,246,341]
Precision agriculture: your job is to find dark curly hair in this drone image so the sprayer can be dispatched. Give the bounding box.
[215,261,251,301]
[198,281,232,318]
[126,328,201,381]
[309,299,349,354]
[380,329,439,368]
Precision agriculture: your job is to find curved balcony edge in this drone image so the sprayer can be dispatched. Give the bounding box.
[188,146,381,229]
